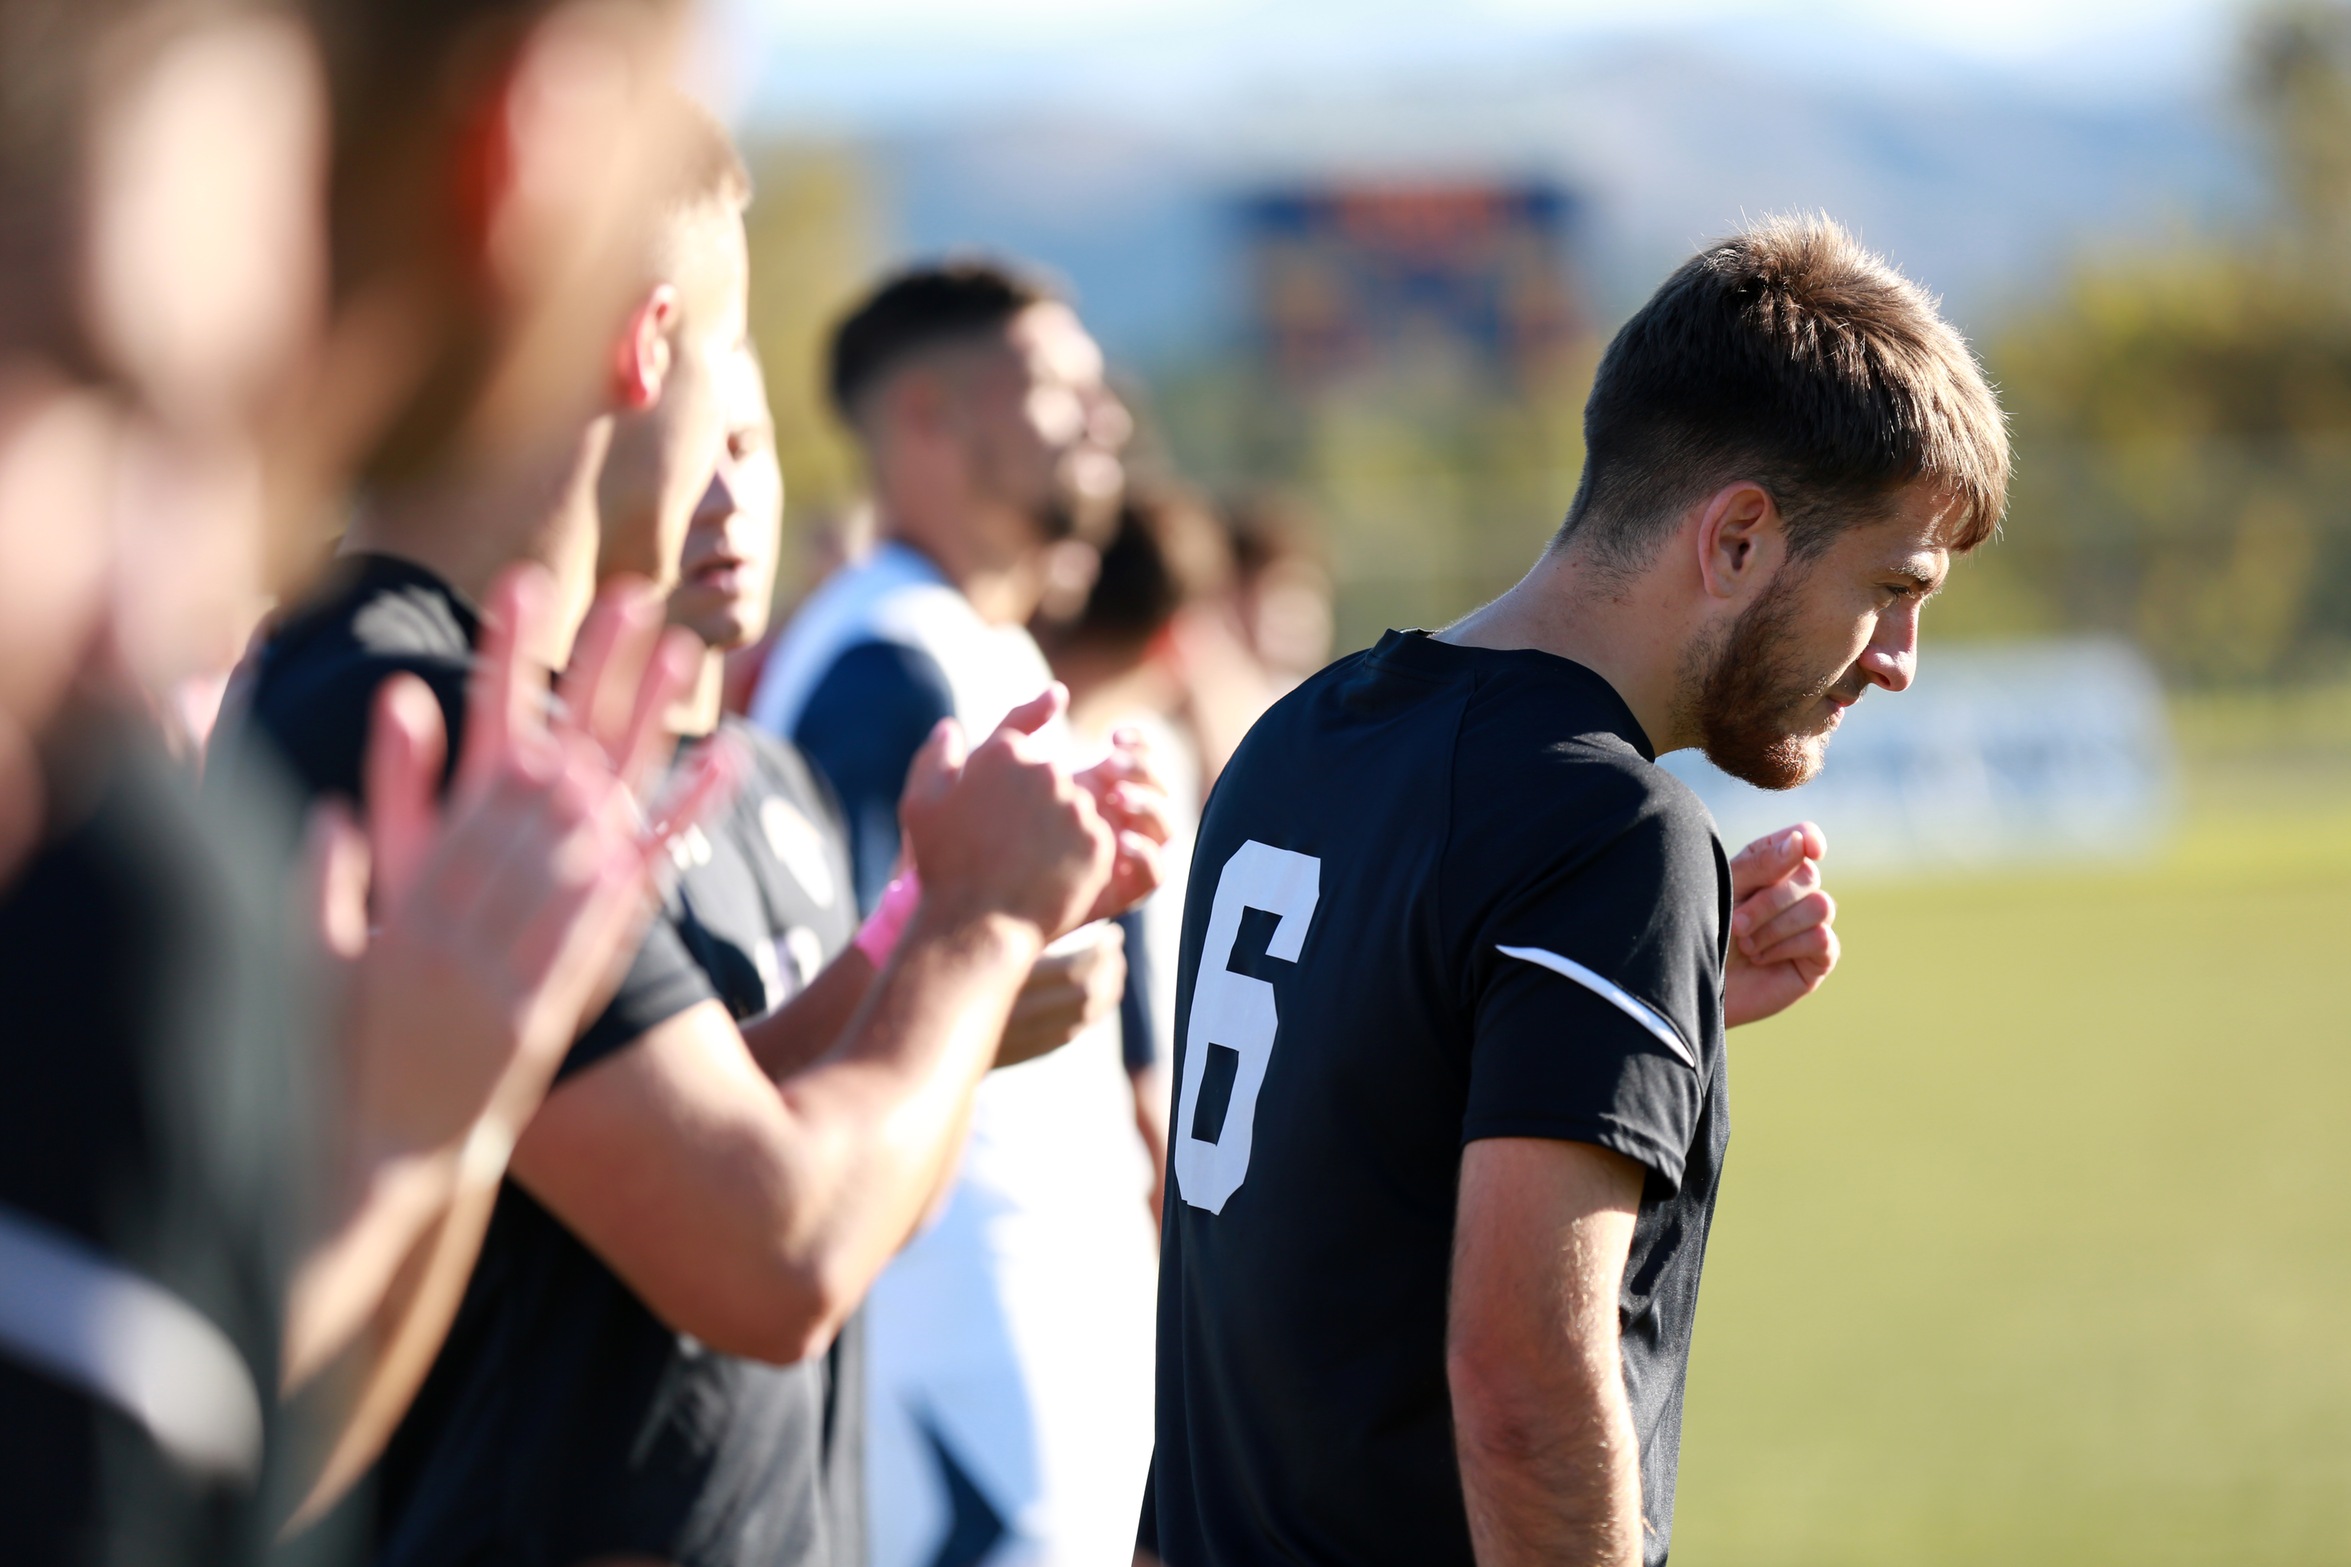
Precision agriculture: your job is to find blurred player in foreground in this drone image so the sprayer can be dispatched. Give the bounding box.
[1143,215,2010,1567]
[0,0,738,1559]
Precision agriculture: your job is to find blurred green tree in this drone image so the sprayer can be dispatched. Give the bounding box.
[1953,3,2351,682]
[741,140,879,600]
[1155,353,1592,653]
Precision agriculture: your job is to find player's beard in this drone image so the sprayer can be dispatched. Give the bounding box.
[1692,559,1856,791]
[975,442,1117,546]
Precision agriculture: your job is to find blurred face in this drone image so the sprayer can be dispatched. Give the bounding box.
[961,301,1129,547]
[85,9,325,430]
[668,349,780,651]
[1244,557,1336,681]
[598,201,749,590]
[0,4,324,860]
[1694,483,1952,789]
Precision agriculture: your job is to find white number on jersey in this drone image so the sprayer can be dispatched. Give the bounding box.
[1174,840,1322,1214]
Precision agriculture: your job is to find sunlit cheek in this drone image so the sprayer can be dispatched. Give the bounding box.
[87,15,326,422]
[729,457,784,584]
[1025,383,1087,448]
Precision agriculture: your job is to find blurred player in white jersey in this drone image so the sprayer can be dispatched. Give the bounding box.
[753,262,1162,1567]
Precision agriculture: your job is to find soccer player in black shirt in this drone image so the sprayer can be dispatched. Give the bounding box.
[630,344,872,1564]
[1145,216,2012,1567]
[231,96,1170,1565]
[0,0,741,1558]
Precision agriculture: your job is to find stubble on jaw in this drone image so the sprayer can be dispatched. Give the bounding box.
[1687,561,1844,792]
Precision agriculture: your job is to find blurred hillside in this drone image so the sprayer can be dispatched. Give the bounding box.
[856,37,2249,364]
[742,8,2351,680]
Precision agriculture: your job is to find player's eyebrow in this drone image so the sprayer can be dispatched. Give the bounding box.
[1890,561,1945,596]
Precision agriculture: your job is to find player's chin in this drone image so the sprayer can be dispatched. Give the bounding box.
[669,594,751,651]
[1706,725,1830,792]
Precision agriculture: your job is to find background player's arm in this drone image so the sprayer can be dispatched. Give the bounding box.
[740,920,1127,1082]
[785,648,1160,1065]
[1449,1136,1647,1567]
[509,695,1115,1365]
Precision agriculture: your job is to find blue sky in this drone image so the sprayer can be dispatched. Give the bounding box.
[697,0,2246,129]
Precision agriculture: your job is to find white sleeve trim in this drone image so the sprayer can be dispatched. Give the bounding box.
[0,1204,262,1483]
[1495,944,1700,1073]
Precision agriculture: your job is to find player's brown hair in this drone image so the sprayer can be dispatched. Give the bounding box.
[1056,486,1232,656]
[827,260,1053,424]
[642,93,749,284]
[1557,213,2008,565]
[307,0,722,482]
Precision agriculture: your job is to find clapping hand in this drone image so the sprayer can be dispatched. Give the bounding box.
[1071,724,1174,923]
[308,565,739,1198]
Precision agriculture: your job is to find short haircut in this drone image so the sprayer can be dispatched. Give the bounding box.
[307,0,711,481]
[642,92,749,286]
[1558,214,2008,565]
[313,1,719,296]
[827,261,1051,423]
[1220,489,1324,588]
[1063,487,1232,654]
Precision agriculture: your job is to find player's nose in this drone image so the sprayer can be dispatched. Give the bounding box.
[1858,608,1919,693]
[691,463,740,530]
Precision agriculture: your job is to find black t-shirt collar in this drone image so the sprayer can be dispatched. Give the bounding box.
[333,551,485,643]
[1364,628,1657,762]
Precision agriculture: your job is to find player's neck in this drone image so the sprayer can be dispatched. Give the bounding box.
[1059,649,1175,741]
[874,510,1044,628]
[343,418,610,669]
[665,648,725,739]
[1439,547,1693,756]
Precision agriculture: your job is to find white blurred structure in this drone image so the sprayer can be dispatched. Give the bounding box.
[1659,637,2178,874]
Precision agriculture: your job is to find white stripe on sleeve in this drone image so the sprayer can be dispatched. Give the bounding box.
[0,1204,263,1483]
[1495,945,1700,1072]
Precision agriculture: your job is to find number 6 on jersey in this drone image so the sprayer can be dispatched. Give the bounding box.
[1175,840,1321,1214]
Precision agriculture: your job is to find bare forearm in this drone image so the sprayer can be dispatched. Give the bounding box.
[507,700,1116,1365]
[1453,1370,1643,1567]
[766,904,1040,1331]
[504,912,1037,1369]
[281,1175,505,1531]
[282,1148,459,1393]
[1449,1138,1647,1567]
[741,946,877,1081]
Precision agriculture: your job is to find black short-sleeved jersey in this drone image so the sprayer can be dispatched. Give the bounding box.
[369,719,863,1567]
[1144,630,1732,1567]
[223,553,715,1074]
[0,718,353,1567]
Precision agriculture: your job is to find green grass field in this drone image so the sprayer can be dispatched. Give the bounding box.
[1672,790,2351,1564]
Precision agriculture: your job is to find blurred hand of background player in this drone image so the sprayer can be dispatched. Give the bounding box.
[1071,725,1173,923]
[998,921,1127,1069]
[978,722,1167,1071]
[1723,822,1838,1028]
[900,685,1118,945]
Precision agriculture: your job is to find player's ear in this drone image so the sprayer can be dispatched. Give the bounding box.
[1694,482,1780,602]
[614,284,680,411]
